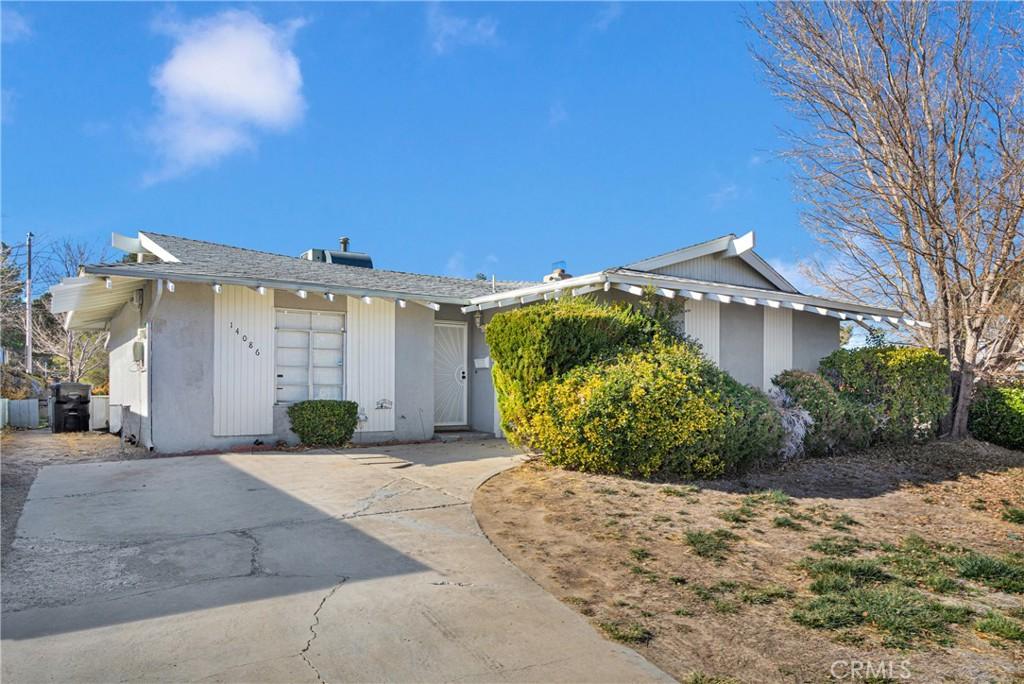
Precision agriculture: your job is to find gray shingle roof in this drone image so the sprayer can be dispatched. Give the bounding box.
[84,232,534,302]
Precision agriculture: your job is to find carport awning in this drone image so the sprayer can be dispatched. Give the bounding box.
[49,275,145,330]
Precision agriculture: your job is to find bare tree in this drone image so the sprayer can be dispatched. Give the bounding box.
[749,2,1024,437]
[3,236,111,383]
[30,298,109,383]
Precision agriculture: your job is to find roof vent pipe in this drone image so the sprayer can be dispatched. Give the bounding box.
[339,237,350,252]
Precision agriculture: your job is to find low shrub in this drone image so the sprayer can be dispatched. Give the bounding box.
[772,370,874,456]
[819,346,950,443]
[968,384,1024,450]
[529,340,783,478]
[486,298,663,445]
[286,400,359,446]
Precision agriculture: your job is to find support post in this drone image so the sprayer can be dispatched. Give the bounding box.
[25,232,33,375]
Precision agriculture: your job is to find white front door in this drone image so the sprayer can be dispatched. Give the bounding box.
[434,321,468,426]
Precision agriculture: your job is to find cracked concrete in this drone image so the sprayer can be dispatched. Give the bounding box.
[299,581,345,684]
[1,439,671,683]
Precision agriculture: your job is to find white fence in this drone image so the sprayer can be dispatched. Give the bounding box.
[3,398,40,428]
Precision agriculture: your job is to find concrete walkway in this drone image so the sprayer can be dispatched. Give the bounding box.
[1,440,671,683]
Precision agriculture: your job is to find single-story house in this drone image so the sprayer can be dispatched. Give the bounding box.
[49,231,927,453]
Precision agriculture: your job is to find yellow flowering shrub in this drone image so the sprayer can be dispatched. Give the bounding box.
[530,340,783,478]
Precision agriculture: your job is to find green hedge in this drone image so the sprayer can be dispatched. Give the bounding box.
[969,385,1024,450]
[486,298,662,445]
[529,340,783,478]
[773,369,874,456]
[287,400,359,446]
[819,346,950,443]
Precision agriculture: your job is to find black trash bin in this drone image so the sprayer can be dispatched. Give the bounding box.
[51,383,91,433]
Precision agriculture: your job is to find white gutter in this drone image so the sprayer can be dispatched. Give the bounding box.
[461,273,608,312]
[83,266,473,306]
[463,269,929,328]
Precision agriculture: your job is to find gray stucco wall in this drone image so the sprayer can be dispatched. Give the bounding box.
[107,289,145,444]
[719,303,764,388]
[469,309,497,434]
[146,284,439,453]
[385,302,435,442]
[792,311,840,372]
[149,282,251,452]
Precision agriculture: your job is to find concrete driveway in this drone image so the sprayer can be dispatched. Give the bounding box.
[1,440,670,683]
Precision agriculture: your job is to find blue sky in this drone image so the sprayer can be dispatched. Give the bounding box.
[2,2,813,286]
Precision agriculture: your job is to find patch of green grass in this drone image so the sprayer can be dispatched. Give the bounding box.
[653,514,672,523]
[792,585,972,648]
[922,573,960,594]
[688,583,741,613]
[743,489,793,507]
[1002,507,1024,525]
[598,621,653,644]
[975,611,1024,642]
[661,485,699,497]
[685,529,740,560]
[739,585,795,605]
[711,599,738,614]
[773,515,805,531]
[630,565,659,581]
[669,575,687,585]
[630,548,652,562]
[719,505,757,525]
[877,535,956,589]
[830,513,860,531]
[953,552,1024,594]
[595,487,619,495]
[683,673,739,684]
[809,535,865,556]
[969,498,988,511]
[691,580,739,602]
[673,607,694,617]
[800,557,891,594]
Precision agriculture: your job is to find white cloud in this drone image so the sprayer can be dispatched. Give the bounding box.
[548,101,568,127]
[709,182,739,210]
[145,10,306,184]
[445,251,466,277]
[589,3,622,32]
[2,9,32,43]
[446,251,499,279]
[427,3,498,55]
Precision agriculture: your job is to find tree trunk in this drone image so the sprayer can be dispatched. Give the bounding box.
[948,333,978,439]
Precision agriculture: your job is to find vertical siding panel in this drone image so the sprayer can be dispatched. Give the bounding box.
[763,306,793,390]
[345,297,396,433]
[653,254,775,289]
[684,298,720,365]
[214,285,273,436]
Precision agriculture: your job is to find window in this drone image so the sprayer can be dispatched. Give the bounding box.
[275,309,345,403]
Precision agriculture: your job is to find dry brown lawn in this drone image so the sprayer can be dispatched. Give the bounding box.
[474,440,1024,683]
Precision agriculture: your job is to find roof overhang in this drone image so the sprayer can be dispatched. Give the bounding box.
[461,269,929,329]
[80,265,472,306]
[49,275,147,331]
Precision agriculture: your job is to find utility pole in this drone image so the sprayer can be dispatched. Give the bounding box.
[25,232,33,375]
